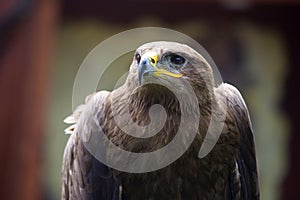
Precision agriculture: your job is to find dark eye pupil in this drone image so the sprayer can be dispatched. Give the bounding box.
[171,55,185,65]
[135,53,141,63]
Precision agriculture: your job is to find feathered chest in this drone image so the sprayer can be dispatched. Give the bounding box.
[103,85,201,153]
[99,86,239,199]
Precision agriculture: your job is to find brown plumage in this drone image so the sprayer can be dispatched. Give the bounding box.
[62,41,259,199]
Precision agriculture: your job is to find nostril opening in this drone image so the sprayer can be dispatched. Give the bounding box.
[141,60,147,65]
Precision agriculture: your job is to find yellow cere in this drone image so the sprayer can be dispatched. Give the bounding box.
[147,52,182,78]
[143,51,159,67]
[142,51,183,78]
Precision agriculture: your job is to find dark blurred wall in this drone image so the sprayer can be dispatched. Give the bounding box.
[281,13,300,200]
[0,0,59,199]
[1,0,300,200]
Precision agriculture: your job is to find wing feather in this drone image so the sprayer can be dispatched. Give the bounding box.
[216,83,260,200]
[62,91,121,200]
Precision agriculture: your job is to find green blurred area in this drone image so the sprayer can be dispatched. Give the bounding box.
[46,20,288,200]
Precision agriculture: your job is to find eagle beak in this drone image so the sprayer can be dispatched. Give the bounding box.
[138,51,183,86]
[138,52,158,86]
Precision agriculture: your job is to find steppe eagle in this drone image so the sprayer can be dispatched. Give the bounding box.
[62,41,259,200]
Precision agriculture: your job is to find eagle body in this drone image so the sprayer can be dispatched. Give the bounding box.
[62,42,259,200]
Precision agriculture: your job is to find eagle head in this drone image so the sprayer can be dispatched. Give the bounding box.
[126,41,215,99]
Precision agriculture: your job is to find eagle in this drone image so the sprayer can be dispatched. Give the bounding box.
[62,41,259,200]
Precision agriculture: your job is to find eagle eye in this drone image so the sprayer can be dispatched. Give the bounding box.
[135,53,141,64]
[170,54,186,66]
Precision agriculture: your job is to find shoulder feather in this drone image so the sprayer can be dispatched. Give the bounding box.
[216,83,259,200]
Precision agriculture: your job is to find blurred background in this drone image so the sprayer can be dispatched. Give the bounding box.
[1,0,300,199]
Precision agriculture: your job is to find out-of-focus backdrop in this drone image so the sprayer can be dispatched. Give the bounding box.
[1,0,299,199]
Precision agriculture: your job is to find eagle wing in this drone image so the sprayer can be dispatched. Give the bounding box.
[62,91,121,200]
[216,83,260,200]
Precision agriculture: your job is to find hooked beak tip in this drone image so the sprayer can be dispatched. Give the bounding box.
[137,52,159,86]
[137,59,155,86]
